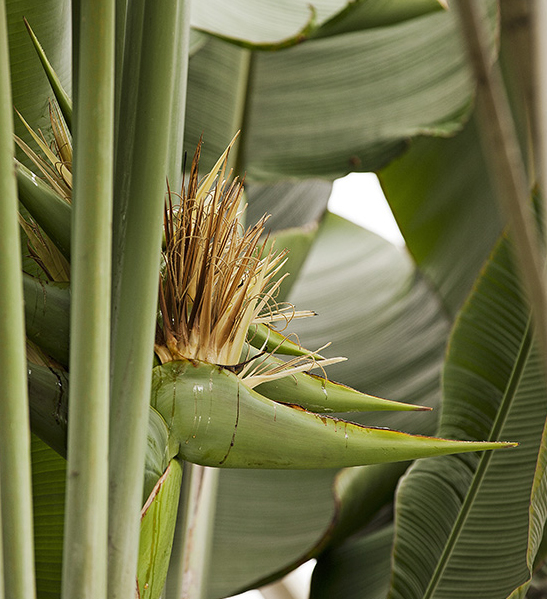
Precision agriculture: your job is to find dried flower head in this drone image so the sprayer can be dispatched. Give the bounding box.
[155,139,289,366]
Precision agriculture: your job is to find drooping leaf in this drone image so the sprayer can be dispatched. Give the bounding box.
[387,233,547,599]
[31,434,65,599]
[22,17,72,129]
[379,112,504,316]
[246,179,332,233]
[311,524,394,599]
[191,0,447,48]
[7,0,72,159]
[185,2,498,181]
[313,0,447,38]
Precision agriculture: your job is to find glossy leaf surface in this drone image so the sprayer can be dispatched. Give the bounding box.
[185,2,498,181]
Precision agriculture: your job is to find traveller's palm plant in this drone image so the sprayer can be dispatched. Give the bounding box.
[3,2,547,599]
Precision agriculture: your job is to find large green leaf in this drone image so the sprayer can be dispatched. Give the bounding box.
[31,434,65,599]
[379,113,504,317]
[386,234,547,599]
[7,0,71,151]
[310,524,394,599]
[314,0,446,38]
[246,179,332,232]
[185,2,498,181]
[191,0,446,47]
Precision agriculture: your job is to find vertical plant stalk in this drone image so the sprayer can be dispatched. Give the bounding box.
[108,2,185,597]
[61,0,115,598]
[114,0,128,135]
[165,464,219,599]
[0,2,36,598]
[456,1,547,362]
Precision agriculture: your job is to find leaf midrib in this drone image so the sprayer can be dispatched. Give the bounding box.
[422,315,533,599]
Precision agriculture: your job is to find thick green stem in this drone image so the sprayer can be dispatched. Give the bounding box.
[108,2,185,597]
[61,1,115,598]
[164,464,219,599]
[0,2,36,598]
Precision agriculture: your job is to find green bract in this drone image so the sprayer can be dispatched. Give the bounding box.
[149,359,514,470]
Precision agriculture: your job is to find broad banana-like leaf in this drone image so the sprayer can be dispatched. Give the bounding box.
[321,462,409,547]
[260,222,321,302]
[23,274,69,366]
[311,524,394,599]
[246,179,332,232]
[313,0,446,38]
[7,0,71,158]
[31,434,65,599]
[185,1,498,180]
[151,359,513,469]
[384,234,547,599]
[138,459,183,599]
[16,161,71,260]
[22,17,72,129]
[191,0,446,48]
[379,112,503,316]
